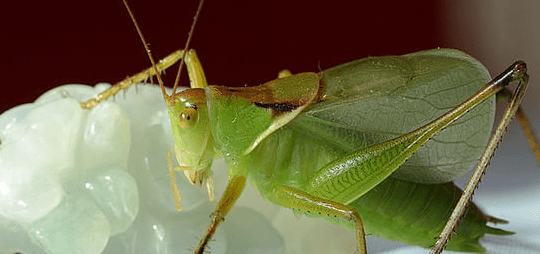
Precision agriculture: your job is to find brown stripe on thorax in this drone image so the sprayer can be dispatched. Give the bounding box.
[208,72,324,116]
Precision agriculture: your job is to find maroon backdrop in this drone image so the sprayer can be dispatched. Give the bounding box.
[2,0,442,113]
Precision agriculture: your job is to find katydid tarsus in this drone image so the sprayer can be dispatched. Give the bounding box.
[81,0,540,253]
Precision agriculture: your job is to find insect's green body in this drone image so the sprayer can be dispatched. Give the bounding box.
[245,49,510,252]
[167,48,513,253]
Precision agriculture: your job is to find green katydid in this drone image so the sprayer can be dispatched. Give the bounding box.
[70,0,540,253]
[2,0,536,254]
[165,51,533,254]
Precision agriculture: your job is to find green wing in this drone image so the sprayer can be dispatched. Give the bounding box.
[296,48,495,183]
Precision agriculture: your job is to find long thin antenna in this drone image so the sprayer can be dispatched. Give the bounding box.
[172,0,205,95]
[122,0,167,96]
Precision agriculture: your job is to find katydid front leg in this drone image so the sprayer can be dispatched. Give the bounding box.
[79,48,206,110]
[167,148,189,210]
[79,49,185,110]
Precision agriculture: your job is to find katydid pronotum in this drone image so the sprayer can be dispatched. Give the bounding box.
[1,0,540,253]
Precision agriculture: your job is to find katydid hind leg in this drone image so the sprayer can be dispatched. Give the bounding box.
[498,88,540,167]
[300,60,527,252]
[516,107,540,167]
[430,61,529,254]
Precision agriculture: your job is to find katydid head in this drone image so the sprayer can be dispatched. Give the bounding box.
[164,88,216,201]
[122,0,211,204]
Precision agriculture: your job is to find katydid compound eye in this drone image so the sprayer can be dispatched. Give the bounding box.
[178,107,198,129]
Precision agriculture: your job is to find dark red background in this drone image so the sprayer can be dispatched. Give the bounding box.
[2,0,442,113]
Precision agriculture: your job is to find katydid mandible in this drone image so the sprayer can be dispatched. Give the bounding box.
[78,0,538,253]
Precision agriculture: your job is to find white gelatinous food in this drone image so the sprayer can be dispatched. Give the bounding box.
[0,84,285,254]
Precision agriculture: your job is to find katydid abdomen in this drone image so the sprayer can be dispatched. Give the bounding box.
[245,49,509,252]
[248,124,510,252]
[349,178,510,252]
